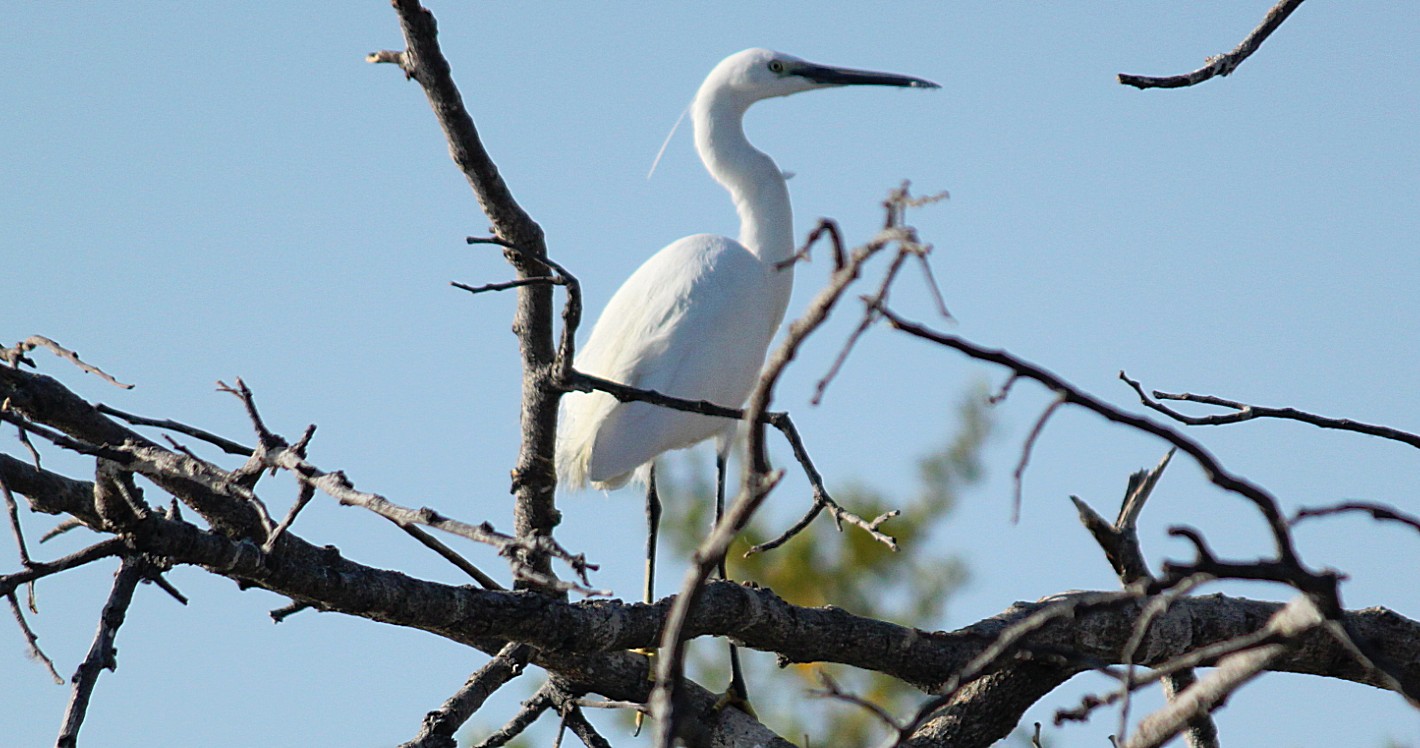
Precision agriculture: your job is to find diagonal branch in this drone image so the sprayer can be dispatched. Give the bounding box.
[56,555,151,748]
[875,305,1313,581]
[373,0,560,589]
[650,195,926,746]
[400,643,532,748]
[1118,0,1307,89]
[2,336,133,389]
[8,592,62,683]
[0,538,127,598]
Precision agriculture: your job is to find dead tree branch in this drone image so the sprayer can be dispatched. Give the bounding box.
[875,305,1315,583]
[1118,0,1307,89]
[1292,501,1420,535]
[56,555,151,748]
[2,336,133,389]
[1120,372,1420,450]
[651,194,927,746]
[7,592,62,683]
[400,643,532,748]
[372,0,561,589]
[1070,451,1220,748]
[1121,595,1323,748]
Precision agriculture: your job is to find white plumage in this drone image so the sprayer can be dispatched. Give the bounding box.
[557,47,937,493]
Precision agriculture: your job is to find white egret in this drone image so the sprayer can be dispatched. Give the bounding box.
[556,47,937,705]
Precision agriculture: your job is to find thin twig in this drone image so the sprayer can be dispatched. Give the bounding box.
[809,669,902,733]
[0,475,30,568]
[1291,501,1420,535]
[3,336,133,389]
[748,411,898,555]
[397,523,505,590]
[1120,372,1420,450]
[811,241,914,405]
[562,706,613,748]
[875,306,1310,578]
[147,573,189,606]
[263,481,316,553]
[567,369,898,554]
[453,277,564,295]
[7,592,62,683]
[0,538,128,598]
[40,518,84,543]
[270,601,314,623]
[776,218,846,271]
[96,403,252,455]
[1012,396,1064,524]
[572,698,646,712]
[16,422,43,468]
[1118,0,1307,90]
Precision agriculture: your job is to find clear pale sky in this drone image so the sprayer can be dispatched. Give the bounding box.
[5,3,1419,746]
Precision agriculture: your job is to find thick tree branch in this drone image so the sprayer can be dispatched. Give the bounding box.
[1122,595,1323,748]
[6,449,1419,746]
[374,0,560,587]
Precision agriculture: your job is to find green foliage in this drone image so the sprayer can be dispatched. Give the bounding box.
[658,389,993,746]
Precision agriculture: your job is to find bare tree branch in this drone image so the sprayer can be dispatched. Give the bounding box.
[7,592,62,684]
[397,523,505,590]
[400,643,532,748]
[561,706,614,748]
[1118,0,1307,89]
[566,370,896,554]
[875,305,1313,582]
[1121,595,1323,748]
[95,403,252,456]
[57,556,151,748]
[2,336,133,389]
[652,193,927,746]
[1012,396,1064,523]
[1070,451,1220,748]
[372,0,561,589]
[1120,372,1420,449]
[1292,501,1420,535]
[470,681,556,748]
[0,538,127,598]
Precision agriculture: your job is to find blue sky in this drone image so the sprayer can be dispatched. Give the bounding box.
[5,3,1419,746]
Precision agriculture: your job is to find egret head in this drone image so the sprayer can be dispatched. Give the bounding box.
[700,48,939,108]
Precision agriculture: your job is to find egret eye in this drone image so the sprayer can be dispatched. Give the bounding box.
[768,60,785,74]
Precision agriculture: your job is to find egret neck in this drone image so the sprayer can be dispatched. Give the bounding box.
[692,86,796,325]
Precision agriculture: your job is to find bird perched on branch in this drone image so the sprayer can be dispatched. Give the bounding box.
[556,46,937,707]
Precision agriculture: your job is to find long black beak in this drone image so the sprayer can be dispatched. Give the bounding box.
[797,62,939,89]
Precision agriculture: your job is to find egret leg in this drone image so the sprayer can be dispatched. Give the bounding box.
[645,465,662,605]
[714,453,753,713]
[634,467,663,736]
